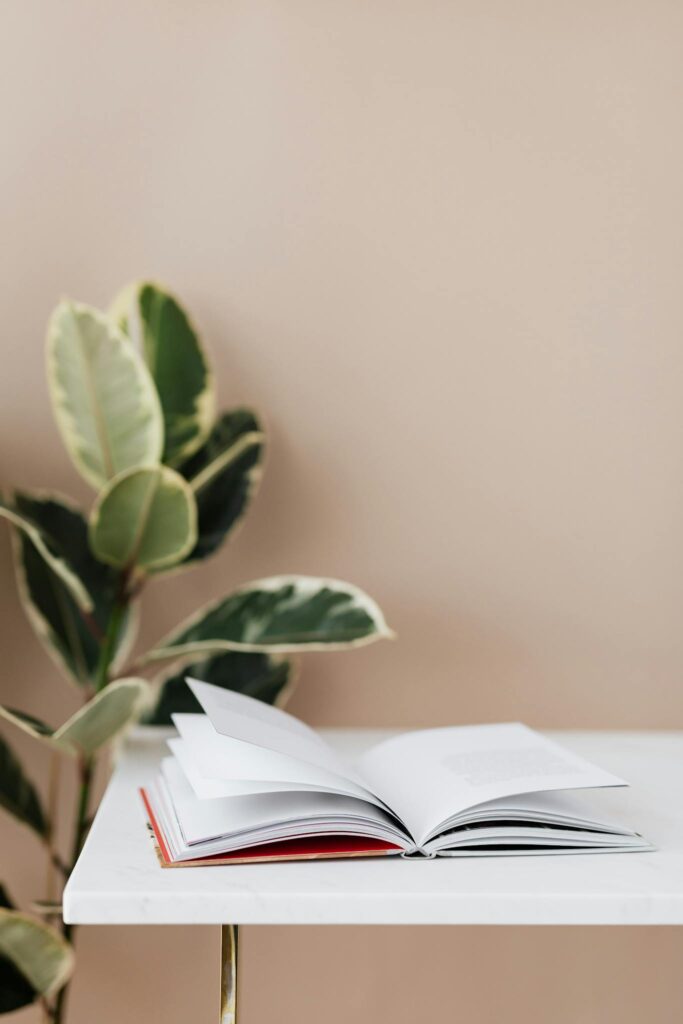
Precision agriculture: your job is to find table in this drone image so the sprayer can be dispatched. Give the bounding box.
[63,728,683,1021]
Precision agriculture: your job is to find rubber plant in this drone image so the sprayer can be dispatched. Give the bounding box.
[0,283,391,1021]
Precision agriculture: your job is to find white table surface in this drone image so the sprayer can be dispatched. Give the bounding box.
[63,727,683,926]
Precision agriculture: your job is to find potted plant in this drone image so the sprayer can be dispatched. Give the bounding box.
[0,283,390,1021]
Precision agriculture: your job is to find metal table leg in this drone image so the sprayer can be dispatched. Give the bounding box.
[220,925,239,1023]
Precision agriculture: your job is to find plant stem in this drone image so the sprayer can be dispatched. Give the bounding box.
[44,752,62,902]
[52,570,132,1023]
[93,600,126,692]
[52,754,94,1023]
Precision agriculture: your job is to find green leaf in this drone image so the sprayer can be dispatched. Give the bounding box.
[53,679,146,754]
[0,500,92,611]
[0,887,14,911]
[46,300,163,490]
[143,576,393,663]
[178,408,264,564]
[0,910,74,1012]
[111,282,215,466]
[0,734,48,838]
[89,466,197,571]
[11,492,139,687]
[0,679,147,757]
[145,652,292,725]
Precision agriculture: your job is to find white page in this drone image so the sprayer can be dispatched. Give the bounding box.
[172,715,388,809]
[169,738,379,803]
[160,758,403,846]
[187,678,364,783]
[358,723,626,847]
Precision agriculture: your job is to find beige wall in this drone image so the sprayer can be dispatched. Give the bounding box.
[2,1,682,1020]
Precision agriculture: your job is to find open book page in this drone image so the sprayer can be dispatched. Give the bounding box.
[187,678,367,785]
[158,758,410,852]
[357,723,626,848]
[172,714,389,810]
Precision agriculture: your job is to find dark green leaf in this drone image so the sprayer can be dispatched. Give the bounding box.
[0,951,36,1013]
[12,492,138,686]
[0,911,74,1012]
[0,887,14,911]
[179,408,263,564]
[145,651,292,725]
[144,576,392,663]
[0,734,48,838]
[111,282,215,466]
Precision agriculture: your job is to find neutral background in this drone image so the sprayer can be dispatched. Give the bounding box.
[2,1,682,1021]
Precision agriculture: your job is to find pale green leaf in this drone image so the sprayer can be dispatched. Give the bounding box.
[0,501,92,612]
[0,734,48,838]
[111,281,215,466]
[0,910,74,1005]
[143,576,393,663]
[1,680,146,756]
[52,679,147,755]
[10,491,138,687]
[89,466,197,570]
[46,300,163,489]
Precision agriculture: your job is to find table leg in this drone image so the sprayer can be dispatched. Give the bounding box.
[220,925,239,1023]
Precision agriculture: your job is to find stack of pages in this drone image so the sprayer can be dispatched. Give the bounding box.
[142,679,652,865]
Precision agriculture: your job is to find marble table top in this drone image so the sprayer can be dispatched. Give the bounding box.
[63,727,683,926]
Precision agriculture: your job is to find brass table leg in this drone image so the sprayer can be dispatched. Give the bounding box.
[220,925,239,1023]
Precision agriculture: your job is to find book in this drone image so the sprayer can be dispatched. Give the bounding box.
[142,679,653,866]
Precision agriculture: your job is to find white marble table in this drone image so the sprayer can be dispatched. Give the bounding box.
[63,728,683,1021]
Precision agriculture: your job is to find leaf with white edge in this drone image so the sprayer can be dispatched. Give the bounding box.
[1,680,146,756]
[89,466,197,571]
[144,651,293,725]
[0,501,92,612]
[111,281,215,466]
[178,408,264,565]
[0,734,48,838]
[52,679,146,755]
[46,300,163,489]
[11,492,138,687]
[143,576,392,664]
[0,910,74,1012]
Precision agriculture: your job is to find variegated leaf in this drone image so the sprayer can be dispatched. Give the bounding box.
[0,910,74,1012]
[143,576,392,663]
[111,282,215,466]
[178,408,264,565]
[46,300,163,489]
[11,492,138,687]
[0,680,147,757]
[89,466,197,571]
[0,734,48,838]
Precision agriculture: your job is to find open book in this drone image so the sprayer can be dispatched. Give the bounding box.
[141,679,652,865]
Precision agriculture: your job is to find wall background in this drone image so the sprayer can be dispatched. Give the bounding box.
[1,1,682,1021]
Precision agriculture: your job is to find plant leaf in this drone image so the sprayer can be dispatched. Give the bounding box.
[111,282,215,466]
[52,679,147,755]
[0,910,74,1012]
[10,492,138,687]
[0,680,146,756]
[143,576,392,663]
[178,408,264,565]
[0,734,48,838]
[144,652,292,725]
[0,886,14,911]
[46,300,163,489]
[89,466,197,571]
[0,501,91,611]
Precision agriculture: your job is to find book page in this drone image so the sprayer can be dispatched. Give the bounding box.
[187,678,365,783]
[358,723,626,847]
[172,713,387,809]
